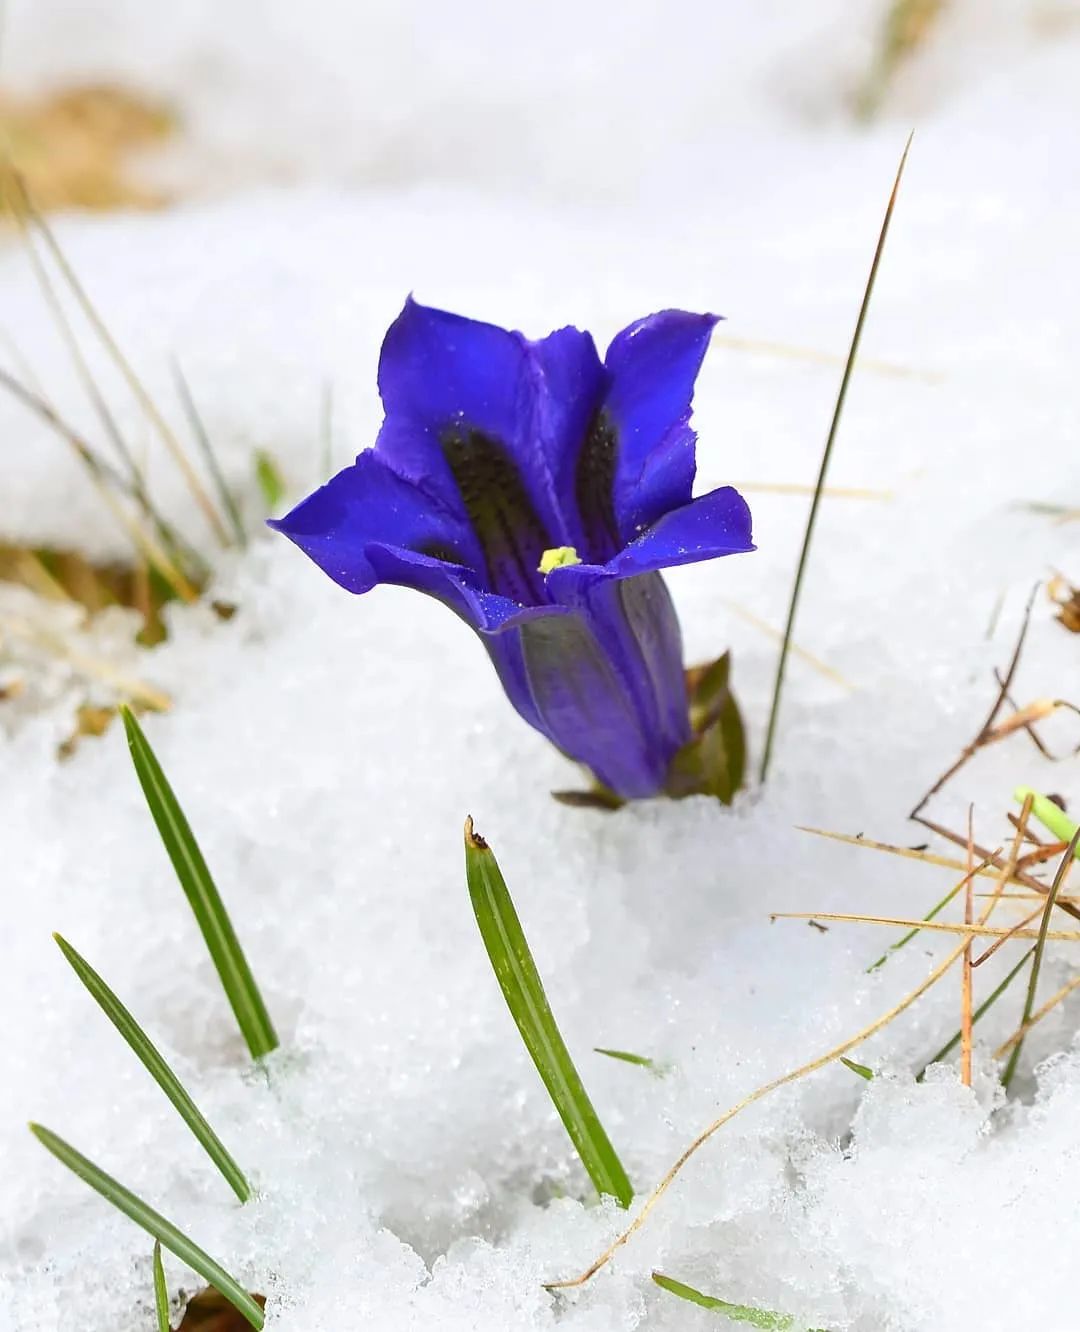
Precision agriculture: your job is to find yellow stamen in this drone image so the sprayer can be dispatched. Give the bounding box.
[538,546,582,574]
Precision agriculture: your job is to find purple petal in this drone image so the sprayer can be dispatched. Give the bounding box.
[602,310,720,541]
[375,297,605,548]
[545,485,753,598]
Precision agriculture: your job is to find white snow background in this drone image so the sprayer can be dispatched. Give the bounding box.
[2,2,1080,1329]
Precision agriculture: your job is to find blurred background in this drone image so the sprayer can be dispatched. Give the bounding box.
[2,0,1078,210]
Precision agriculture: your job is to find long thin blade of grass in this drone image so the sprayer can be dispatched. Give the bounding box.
[29,1125,263,1330]
[464,818,632,1208]
[18,187,231,546]
[866,855,992,972]
[121,707,278,1059]
[759,135,912,782]
[152,1241,170,1332]
[172,359,247,549]
[652,1272,824,1330]
[916,946,1034,1081]
[1001,832,1079,1089]
[53,933,251,1201]
[594,1047,663,1073]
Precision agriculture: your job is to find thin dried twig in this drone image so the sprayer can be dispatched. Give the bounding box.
[770,912,1080,944]
[960,809,974,1085]
[1001,833,1079,1088]
[545,933,966,1290]
[994,971,1080,1058]
[970,794,1035,967]
[798,826,1021,883]
[909,583,1039,822]
[913,814,1080,924]
[994,669,1053,758]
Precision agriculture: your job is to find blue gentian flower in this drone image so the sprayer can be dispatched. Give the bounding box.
[271,298,753,799]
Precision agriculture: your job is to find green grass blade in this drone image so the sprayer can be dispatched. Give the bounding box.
[152,1241,170,1332]
[53,933,251,1202]
[759,134,912,783]
[594,1047,664,1074]
[1014,787,1080,858]
[29,1125,263,1330]
[172,359,247,549]
[464,818,632,1208]
[254,450,285,511]
[652,1272,825,1330]
[917,946,1034,1082]
[121,707,278,1060]
[839,1056,873,1080]
[866,876,967,973]
[1001,831,1080,1089]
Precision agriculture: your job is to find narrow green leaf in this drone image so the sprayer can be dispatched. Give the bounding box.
[53,933,251,1202]
[29,1125,263,1330]
[254,450,285,511]
[652,1272,826,1330]
[1014,788,1080,858]
[152,1241,170,1332]
[1001,832,1080,1090]
[172,359,247,549]
[759,135,912,783]
[866,876,967,972]
[594,1047,664,1074]
[917,946,1034,1082]
[839,1056,873,1080]
[464,818,633,1208]
[121,707,278,1060]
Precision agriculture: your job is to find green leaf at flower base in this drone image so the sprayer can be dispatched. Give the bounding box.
[665,652,747,802]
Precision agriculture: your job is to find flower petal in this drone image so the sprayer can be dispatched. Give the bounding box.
[375,297,605,544]
[545,484,753,597]
[269,449,479,592]
[516,607,676,797]
[602,310,720,541]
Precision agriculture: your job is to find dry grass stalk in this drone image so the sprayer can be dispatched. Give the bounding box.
[730,482,893,501]
[770,913,1080,945]
[546,931,969,1290]
[960,810,974,1085]
[994,971,1080,1058]
[0,610,171,711]
[0,84,172,213]
[719,599,854,691]
[798,826,1020,883]
[6,179,232,547]
[718,334,940,381]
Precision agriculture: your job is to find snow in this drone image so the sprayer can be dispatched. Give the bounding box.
[2,3,1080,1330]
